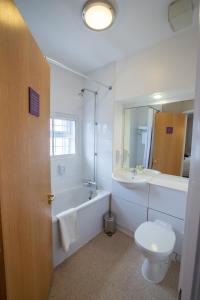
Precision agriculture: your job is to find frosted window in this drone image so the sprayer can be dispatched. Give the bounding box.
[50,117,76,156]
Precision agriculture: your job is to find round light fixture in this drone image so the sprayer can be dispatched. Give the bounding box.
[82,1,115,31]
[153,93,162,100]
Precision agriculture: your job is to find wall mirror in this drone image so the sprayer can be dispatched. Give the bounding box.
[123,100,194,177]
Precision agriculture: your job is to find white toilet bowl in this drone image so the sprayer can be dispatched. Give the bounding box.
[134,220,176,283]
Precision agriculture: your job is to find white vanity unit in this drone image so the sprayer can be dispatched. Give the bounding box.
[112,169,188,258]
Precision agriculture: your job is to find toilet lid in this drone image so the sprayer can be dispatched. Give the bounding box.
[134,221,176,254]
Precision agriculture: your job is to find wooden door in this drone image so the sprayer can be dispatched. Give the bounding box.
[152,112,186,176]
[0,1,52,299]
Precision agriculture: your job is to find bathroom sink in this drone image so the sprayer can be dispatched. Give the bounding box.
[112,170,147,188]
[143,169,161,176]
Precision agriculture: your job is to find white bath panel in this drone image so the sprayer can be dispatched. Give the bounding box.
[53,190,110,267]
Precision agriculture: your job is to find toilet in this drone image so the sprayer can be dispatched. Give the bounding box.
[134,220,176,283]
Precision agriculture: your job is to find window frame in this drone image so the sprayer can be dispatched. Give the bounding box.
[50,113,78,159]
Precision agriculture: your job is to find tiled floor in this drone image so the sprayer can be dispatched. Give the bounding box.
[49,231,180,300]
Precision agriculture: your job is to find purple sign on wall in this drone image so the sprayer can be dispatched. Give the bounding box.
[29,87,40,117]
[166,127,173,134]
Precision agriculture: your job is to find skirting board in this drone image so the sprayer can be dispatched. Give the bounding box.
[117,225,134,238]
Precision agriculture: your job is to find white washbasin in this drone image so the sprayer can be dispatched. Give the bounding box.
[143,169,161,176]
[112,170,147,188]
[112,168,188,192]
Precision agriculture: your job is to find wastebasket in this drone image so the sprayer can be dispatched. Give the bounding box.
[103,212,116,236]
[103,195,116,236]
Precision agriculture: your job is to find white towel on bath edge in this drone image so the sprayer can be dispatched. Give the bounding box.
[57,208,79,252]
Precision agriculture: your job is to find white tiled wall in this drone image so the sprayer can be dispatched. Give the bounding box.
[50,63,84,193]
[85,63,115,191]
[50,62,115,194]
[96,90,113,190]
[82,92,95,181]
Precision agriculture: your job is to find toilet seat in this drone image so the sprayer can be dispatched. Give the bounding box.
[135,221,176,256]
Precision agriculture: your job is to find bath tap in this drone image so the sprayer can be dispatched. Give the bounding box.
[83,180,96,187]
[88,190,94,200]
[83,180,97,199]
[130,168,137,177]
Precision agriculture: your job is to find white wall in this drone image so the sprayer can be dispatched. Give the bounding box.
[50,63,84,193]
[115,27,198,101]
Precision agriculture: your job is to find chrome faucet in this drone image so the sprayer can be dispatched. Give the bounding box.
[83,180,97,200]
[83,180,97,188]
[88,190,94,200]
[131,168,137,177]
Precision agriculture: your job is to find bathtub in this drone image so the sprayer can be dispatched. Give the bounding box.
[52,186,110,266]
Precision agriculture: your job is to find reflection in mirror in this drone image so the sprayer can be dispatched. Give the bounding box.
[123,106,155,170]
[122,100,194,178]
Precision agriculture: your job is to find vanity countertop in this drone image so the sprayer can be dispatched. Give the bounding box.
[112,169,189,192]
[148,174,189,192]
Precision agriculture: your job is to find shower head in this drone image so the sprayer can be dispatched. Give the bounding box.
[78,89,85,97]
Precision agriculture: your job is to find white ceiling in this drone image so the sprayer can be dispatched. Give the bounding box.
[15,0,196,73]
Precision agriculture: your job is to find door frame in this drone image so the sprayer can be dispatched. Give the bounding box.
[179,1,200,298]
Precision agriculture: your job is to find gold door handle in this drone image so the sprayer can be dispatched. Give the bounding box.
[48,193,55,205]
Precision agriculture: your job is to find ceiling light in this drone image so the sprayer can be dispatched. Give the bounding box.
[82,1,115,31]
[153,100,168,105]
[153,93,162,100]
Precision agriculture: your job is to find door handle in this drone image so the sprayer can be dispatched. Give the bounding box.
[47,193,55,205]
